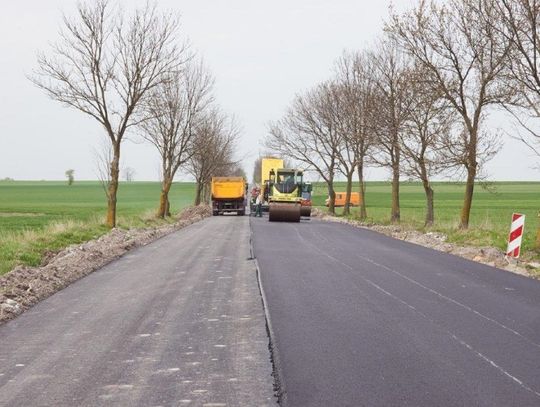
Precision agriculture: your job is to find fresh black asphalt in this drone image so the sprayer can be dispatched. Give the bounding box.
[2,214,540,407]
[0,216,276,406]
[251,216,540,407]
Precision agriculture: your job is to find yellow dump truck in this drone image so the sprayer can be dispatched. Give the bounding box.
[211,177,246,216]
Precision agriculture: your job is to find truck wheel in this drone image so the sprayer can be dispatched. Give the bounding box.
[213,210,218,216]
[238,210,245,216]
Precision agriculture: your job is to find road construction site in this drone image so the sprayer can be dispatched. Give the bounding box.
[1,211,540,406]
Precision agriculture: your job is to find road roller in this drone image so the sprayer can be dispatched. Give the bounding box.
[267,168,311,222]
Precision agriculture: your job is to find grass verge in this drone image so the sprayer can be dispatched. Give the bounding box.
[0,181,196,275]
[0,213,181,276]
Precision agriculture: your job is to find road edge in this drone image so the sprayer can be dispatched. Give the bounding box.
[249,216,286,406]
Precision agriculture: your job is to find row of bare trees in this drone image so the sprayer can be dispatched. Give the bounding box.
[139,63,240,217]
[33,0,239,227]
[268,0,540,239]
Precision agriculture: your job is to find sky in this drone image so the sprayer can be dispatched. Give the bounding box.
[0,0,538,182]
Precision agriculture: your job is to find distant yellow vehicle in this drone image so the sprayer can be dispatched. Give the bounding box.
[326,192,361,207]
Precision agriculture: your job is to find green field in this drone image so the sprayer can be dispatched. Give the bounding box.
[312,181,539,259]
[0,180,538,276]
[0,181,196,275]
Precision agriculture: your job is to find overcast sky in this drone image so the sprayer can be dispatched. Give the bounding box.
[0,0,538,181]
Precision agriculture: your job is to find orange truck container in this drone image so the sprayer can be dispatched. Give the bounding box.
[211,177,246,216]
[325,192,361,207]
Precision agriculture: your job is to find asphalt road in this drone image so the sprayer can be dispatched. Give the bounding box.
[0,216,276,406]
[251,216,540,407]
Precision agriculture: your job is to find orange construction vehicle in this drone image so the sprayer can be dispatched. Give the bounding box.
[325,192,361,207]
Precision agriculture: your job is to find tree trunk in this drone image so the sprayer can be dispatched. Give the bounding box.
[194,181,203,206]
[106,144,120,228]
[327,179,336,215]
[343,171,354,216]
[390,163,400,223]
[419,160,434,227]
[358,162,367,220]
[203,183,210,204]
[459,166,476,229]
[158,178,173,218]
[423,180,434,227]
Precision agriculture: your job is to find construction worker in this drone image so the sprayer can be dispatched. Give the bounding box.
[255,192,262,217]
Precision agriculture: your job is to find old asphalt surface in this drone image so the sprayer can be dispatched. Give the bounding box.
[0,216,275,406]
[2,213,540,407]
[251,215,540,407]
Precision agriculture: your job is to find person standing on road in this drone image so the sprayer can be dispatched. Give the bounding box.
[255,193,262,217]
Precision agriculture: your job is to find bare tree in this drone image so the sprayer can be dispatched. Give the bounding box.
[267,82,343,214]
[188,110,239,205]
[496,0,540,247]
[65,169,75,185]
[123,167,135,182]
[389,0,512,228]
[140,60,213,217]
[226,164,247,179]
[31,0,183,227]
[369,38,413,223]
[335,51,376,218]
[329,83,359,217]
[401,65,455,226]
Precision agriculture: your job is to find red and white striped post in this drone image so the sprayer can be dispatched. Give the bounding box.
[506,213,525,258]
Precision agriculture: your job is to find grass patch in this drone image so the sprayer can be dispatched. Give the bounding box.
[0,181,196,275]
[313,181,540,260]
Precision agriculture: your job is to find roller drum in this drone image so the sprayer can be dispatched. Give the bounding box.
[300,205,311,217]
[269,203,301,222]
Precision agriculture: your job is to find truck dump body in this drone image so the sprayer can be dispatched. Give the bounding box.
[260,158,284,212]
[261,158,284,186]
[212,177,245,199]
[211,177,246,216]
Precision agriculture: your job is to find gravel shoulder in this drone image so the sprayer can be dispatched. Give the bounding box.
[0,205,211,324]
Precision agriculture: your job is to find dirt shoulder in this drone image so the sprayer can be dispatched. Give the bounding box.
[0,205,211,325]
[312,208,539,278]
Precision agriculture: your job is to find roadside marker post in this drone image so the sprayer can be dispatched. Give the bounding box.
[506,213,525,258]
